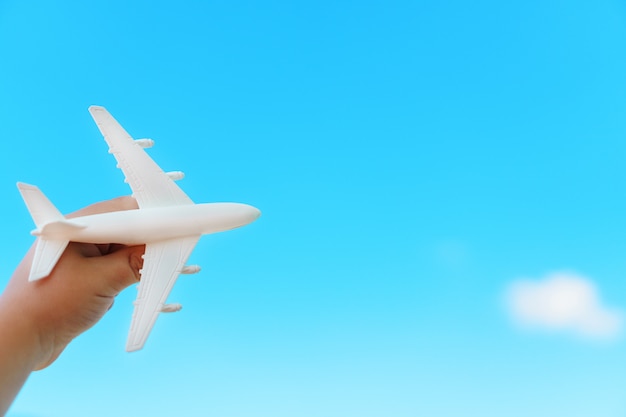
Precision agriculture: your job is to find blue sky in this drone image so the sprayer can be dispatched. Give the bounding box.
[2,0,626,416]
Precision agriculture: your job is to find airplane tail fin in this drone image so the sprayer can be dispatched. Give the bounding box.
[17,182,71,281]
[17,182,65,229]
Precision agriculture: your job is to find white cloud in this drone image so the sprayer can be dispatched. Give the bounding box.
[505,272,623,340]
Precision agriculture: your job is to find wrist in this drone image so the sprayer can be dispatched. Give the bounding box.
[0,291,52,415]
[0,293,50,371]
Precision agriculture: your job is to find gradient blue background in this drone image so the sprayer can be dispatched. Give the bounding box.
[2,1,626,416]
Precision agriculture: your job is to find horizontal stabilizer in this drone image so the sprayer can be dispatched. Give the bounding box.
[37,220,86,237]
[29,238,70,281]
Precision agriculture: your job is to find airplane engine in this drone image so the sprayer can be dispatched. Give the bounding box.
[134,138,154,148]
[166,171,185,181]
[181,265,201,274]
[161,303,182,313]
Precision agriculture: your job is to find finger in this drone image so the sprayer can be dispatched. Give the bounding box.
[100,243,128,255]
[72,242,102,258]
[94,244,111,255]
[66,196,138,219]
[91,245,145,296]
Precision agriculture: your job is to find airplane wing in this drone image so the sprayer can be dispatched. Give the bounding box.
[88,106,194,209]
[126,235,201,352]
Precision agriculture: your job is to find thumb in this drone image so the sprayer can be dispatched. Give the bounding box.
[92,245,145,296]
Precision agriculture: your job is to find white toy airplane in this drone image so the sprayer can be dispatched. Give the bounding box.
[17,106,260,351]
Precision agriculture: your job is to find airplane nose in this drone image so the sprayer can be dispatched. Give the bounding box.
[237,204,260,227]
[243,205,261,224]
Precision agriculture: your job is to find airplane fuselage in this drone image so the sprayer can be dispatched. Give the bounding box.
[34,202,260,245]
